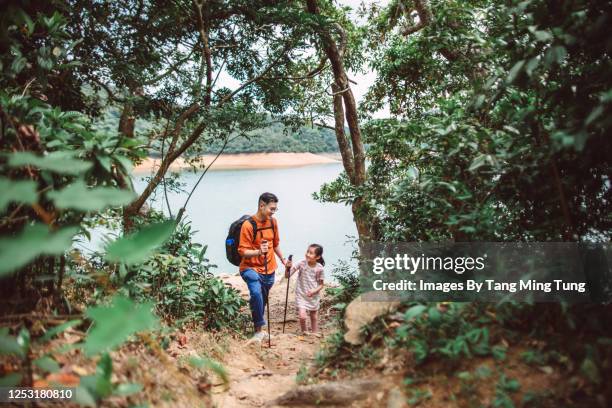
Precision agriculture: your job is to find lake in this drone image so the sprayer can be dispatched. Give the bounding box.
[129,163,358,275]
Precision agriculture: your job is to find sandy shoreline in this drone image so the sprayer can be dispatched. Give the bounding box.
[133,152,341,173]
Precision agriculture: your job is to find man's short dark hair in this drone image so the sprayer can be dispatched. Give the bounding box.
[259,192,278,205]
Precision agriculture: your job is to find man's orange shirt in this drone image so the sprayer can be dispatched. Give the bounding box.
[238,216,279,274]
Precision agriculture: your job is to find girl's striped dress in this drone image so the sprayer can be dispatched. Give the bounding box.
[290,259,324,311]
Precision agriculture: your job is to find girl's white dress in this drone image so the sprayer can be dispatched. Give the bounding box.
[290,260,324,311]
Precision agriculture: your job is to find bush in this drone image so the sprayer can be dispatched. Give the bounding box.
[123,212,247,329]
[324,260,361,317]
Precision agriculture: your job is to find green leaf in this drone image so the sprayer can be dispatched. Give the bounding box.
[427,306,441,323]
[114,383,143,396]
[17,9,35,35]
[525,57,540,77]
[34,356,61,373]
[74,385,97,407]
[580,356,601,384]
[114,155,133,174]
[437,181,457,193]
[39,319,82,343]
[8,152,93,174]
[16,328,30,355]
[106,220,176,265]
[492,345,507,361]
[502,378,521,392]
[188,356,229,385]
[0,224,78,277]
[545,45,567,65]
[468,154,487,171]
[506,60,525,84]
[80,353,113,398]
[0,373,22,387]
[0,330,24,358]
[404,305,427,321]
[11,56,26,74]
[97,155,112,173]
[47,180,135,211]
[585,105,604,126]
[0,177,38,212]
[119,263,128,279]
[83,296,158,356]
[533,30,552,42]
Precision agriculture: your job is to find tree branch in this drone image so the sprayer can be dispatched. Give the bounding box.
[219,44,292,105]
[90,77,126,103]
[194,0,213,107]
[142,49,196,86]
[400,0,432,36]
[264,57,328,82]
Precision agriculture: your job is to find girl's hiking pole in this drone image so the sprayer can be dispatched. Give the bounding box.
[282,255,293,333]
[263,240,271,348]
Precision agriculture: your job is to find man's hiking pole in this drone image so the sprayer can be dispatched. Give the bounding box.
[282,255,293,333]
[263,240,271,348]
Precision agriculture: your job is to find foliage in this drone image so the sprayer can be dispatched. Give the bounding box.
[312,3,612,401]
[0,6,215,404]
[119,211,247,329]
[323,259,361,316]
[187,355,230,388]
[105,219,176,265]
[318,0,611,242]
[392,303,497,364]
[83,295,158,356]
[0,321,145,399]
[0,8,148,296]
[315,299,612,405]
[75,353,143,406]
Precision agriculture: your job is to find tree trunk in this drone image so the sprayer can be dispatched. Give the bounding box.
[306,0,375,242]
[122,103,201,232]
[118,100,135,138]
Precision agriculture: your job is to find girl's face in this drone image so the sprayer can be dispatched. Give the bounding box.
[305,246,319,263]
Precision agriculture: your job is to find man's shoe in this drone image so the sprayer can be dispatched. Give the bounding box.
[249,331,266,343]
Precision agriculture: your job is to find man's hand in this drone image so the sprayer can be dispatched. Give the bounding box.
[260,240,269,254]
[285,259,292,269]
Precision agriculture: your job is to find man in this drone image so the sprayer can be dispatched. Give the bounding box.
[238,192,288,342]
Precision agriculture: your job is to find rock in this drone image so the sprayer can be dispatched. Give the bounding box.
[387,387,408,408]
[270,379,381,406]
[343,293,400,345]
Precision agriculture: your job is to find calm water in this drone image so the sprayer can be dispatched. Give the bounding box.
[130,163,357,274]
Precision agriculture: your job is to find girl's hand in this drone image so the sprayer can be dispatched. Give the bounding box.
[306,290,314,298]
[285,259,292,269]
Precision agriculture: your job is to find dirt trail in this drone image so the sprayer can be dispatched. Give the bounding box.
[212,273,334,408]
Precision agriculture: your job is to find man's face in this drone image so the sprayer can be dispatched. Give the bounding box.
[259,201,278,218]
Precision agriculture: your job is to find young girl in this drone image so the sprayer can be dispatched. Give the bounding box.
[285,244,325,335]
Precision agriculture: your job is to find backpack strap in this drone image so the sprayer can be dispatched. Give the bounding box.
[248,216,276,243]
[248,217,258,242]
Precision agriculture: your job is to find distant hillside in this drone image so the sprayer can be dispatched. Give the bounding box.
[201,122,339,154]
[97,107,339,154]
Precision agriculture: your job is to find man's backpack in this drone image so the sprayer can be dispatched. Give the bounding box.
[225,215,276,266]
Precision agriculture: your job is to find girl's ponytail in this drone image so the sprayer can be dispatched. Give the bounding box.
[309,243,325,266]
